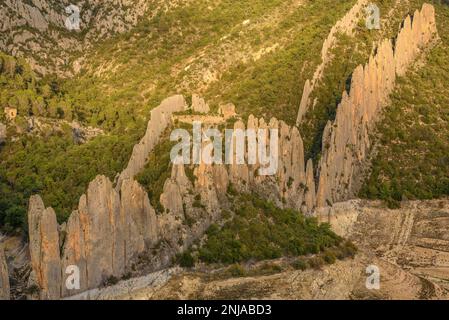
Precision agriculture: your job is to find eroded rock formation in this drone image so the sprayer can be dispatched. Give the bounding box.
[24,4,439,300]
[316,4,437,207]
[28,195,61,300]
[29,175,161,299]
[296,0,368,124]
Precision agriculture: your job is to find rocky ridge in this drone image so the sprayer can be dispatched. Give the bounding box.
[296,0,368,124]
[7,3,440,300]
[24,104,318,298]
[315,3,438,206]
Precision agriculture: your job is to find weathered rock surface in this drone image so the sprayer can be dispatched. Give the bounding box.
[316,4,437,207]
[23,4,440,300]
[0,0,155,75]
[28,173,162,299]
[28,195,61,300]
[0,245,10,300]
[296,0,368,124]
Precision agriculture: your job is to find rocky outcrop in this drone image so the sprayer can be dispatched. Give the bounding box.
[28,195,61,300]
[0,0,156,75]
[316,4,437,207]
[29,175,161,299]
[0,122,6,143]
[117,95,187,188]
[296,0,368,124]
[395,4,438,76]
[0,245,10,300]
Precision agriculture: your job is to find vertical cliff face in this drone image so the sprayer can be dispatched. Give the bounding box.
[191,94,210,113]
[0,245,10,300]
[28,195,61,300]
[29,176,161,299]
[316,4,437,207]
[296,0,368,124]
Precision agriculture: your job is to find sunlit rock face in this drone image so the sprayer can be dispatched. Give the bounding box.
[23,4,439,299]
[316,4,437,207]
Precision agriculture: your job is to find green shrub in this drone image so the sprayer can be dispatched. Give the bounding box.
[227,264,246,277]
[307,256,325,270]
[323,249,337,264]
[198,194,345,264]
[177,252,196,268]
[292,258,308,271]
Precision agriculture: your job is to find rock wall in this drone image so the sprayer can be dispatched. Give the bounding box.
[296,0,368,124]
[28,176,160,299]
[117,95,187,189]
[0,245,10,300]
[316,4,437,207]
[26,108,317,298]
[224,115,316,213]
[0,0,155,75]
[28,195,61,300]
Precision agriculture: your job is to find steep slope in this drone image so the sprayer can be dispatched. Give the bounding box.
[360,2,449,206]
[0,0,182,75]
[0,0,360,233]
[1,1,448,301]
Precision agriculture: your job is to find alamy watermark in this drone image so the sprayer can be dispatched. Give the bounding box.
[366,265,380,290]
[65,265,80,290]
[366,3,381,30]
[65,4,81,31]
[169,121,279,176]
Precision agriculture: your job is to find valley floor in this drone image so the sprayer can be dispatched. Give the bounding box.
[59,198,449,300]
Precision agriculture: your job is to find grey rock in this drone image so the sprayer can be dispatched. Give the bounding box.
[28,195,61,300]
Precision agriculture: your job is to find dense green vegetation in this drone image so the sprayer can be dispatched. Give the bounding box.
[136,133,176,213]
[181,195,356,265]
[204,0,357,124]
[0,55,142,232]
[0,53,73,121]
[0,130,140,231]
[360,3,449,207]
[61,0,358,131]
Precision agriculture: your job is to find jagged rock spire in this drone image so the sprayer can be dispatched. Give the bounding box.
[316,4,437,207]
